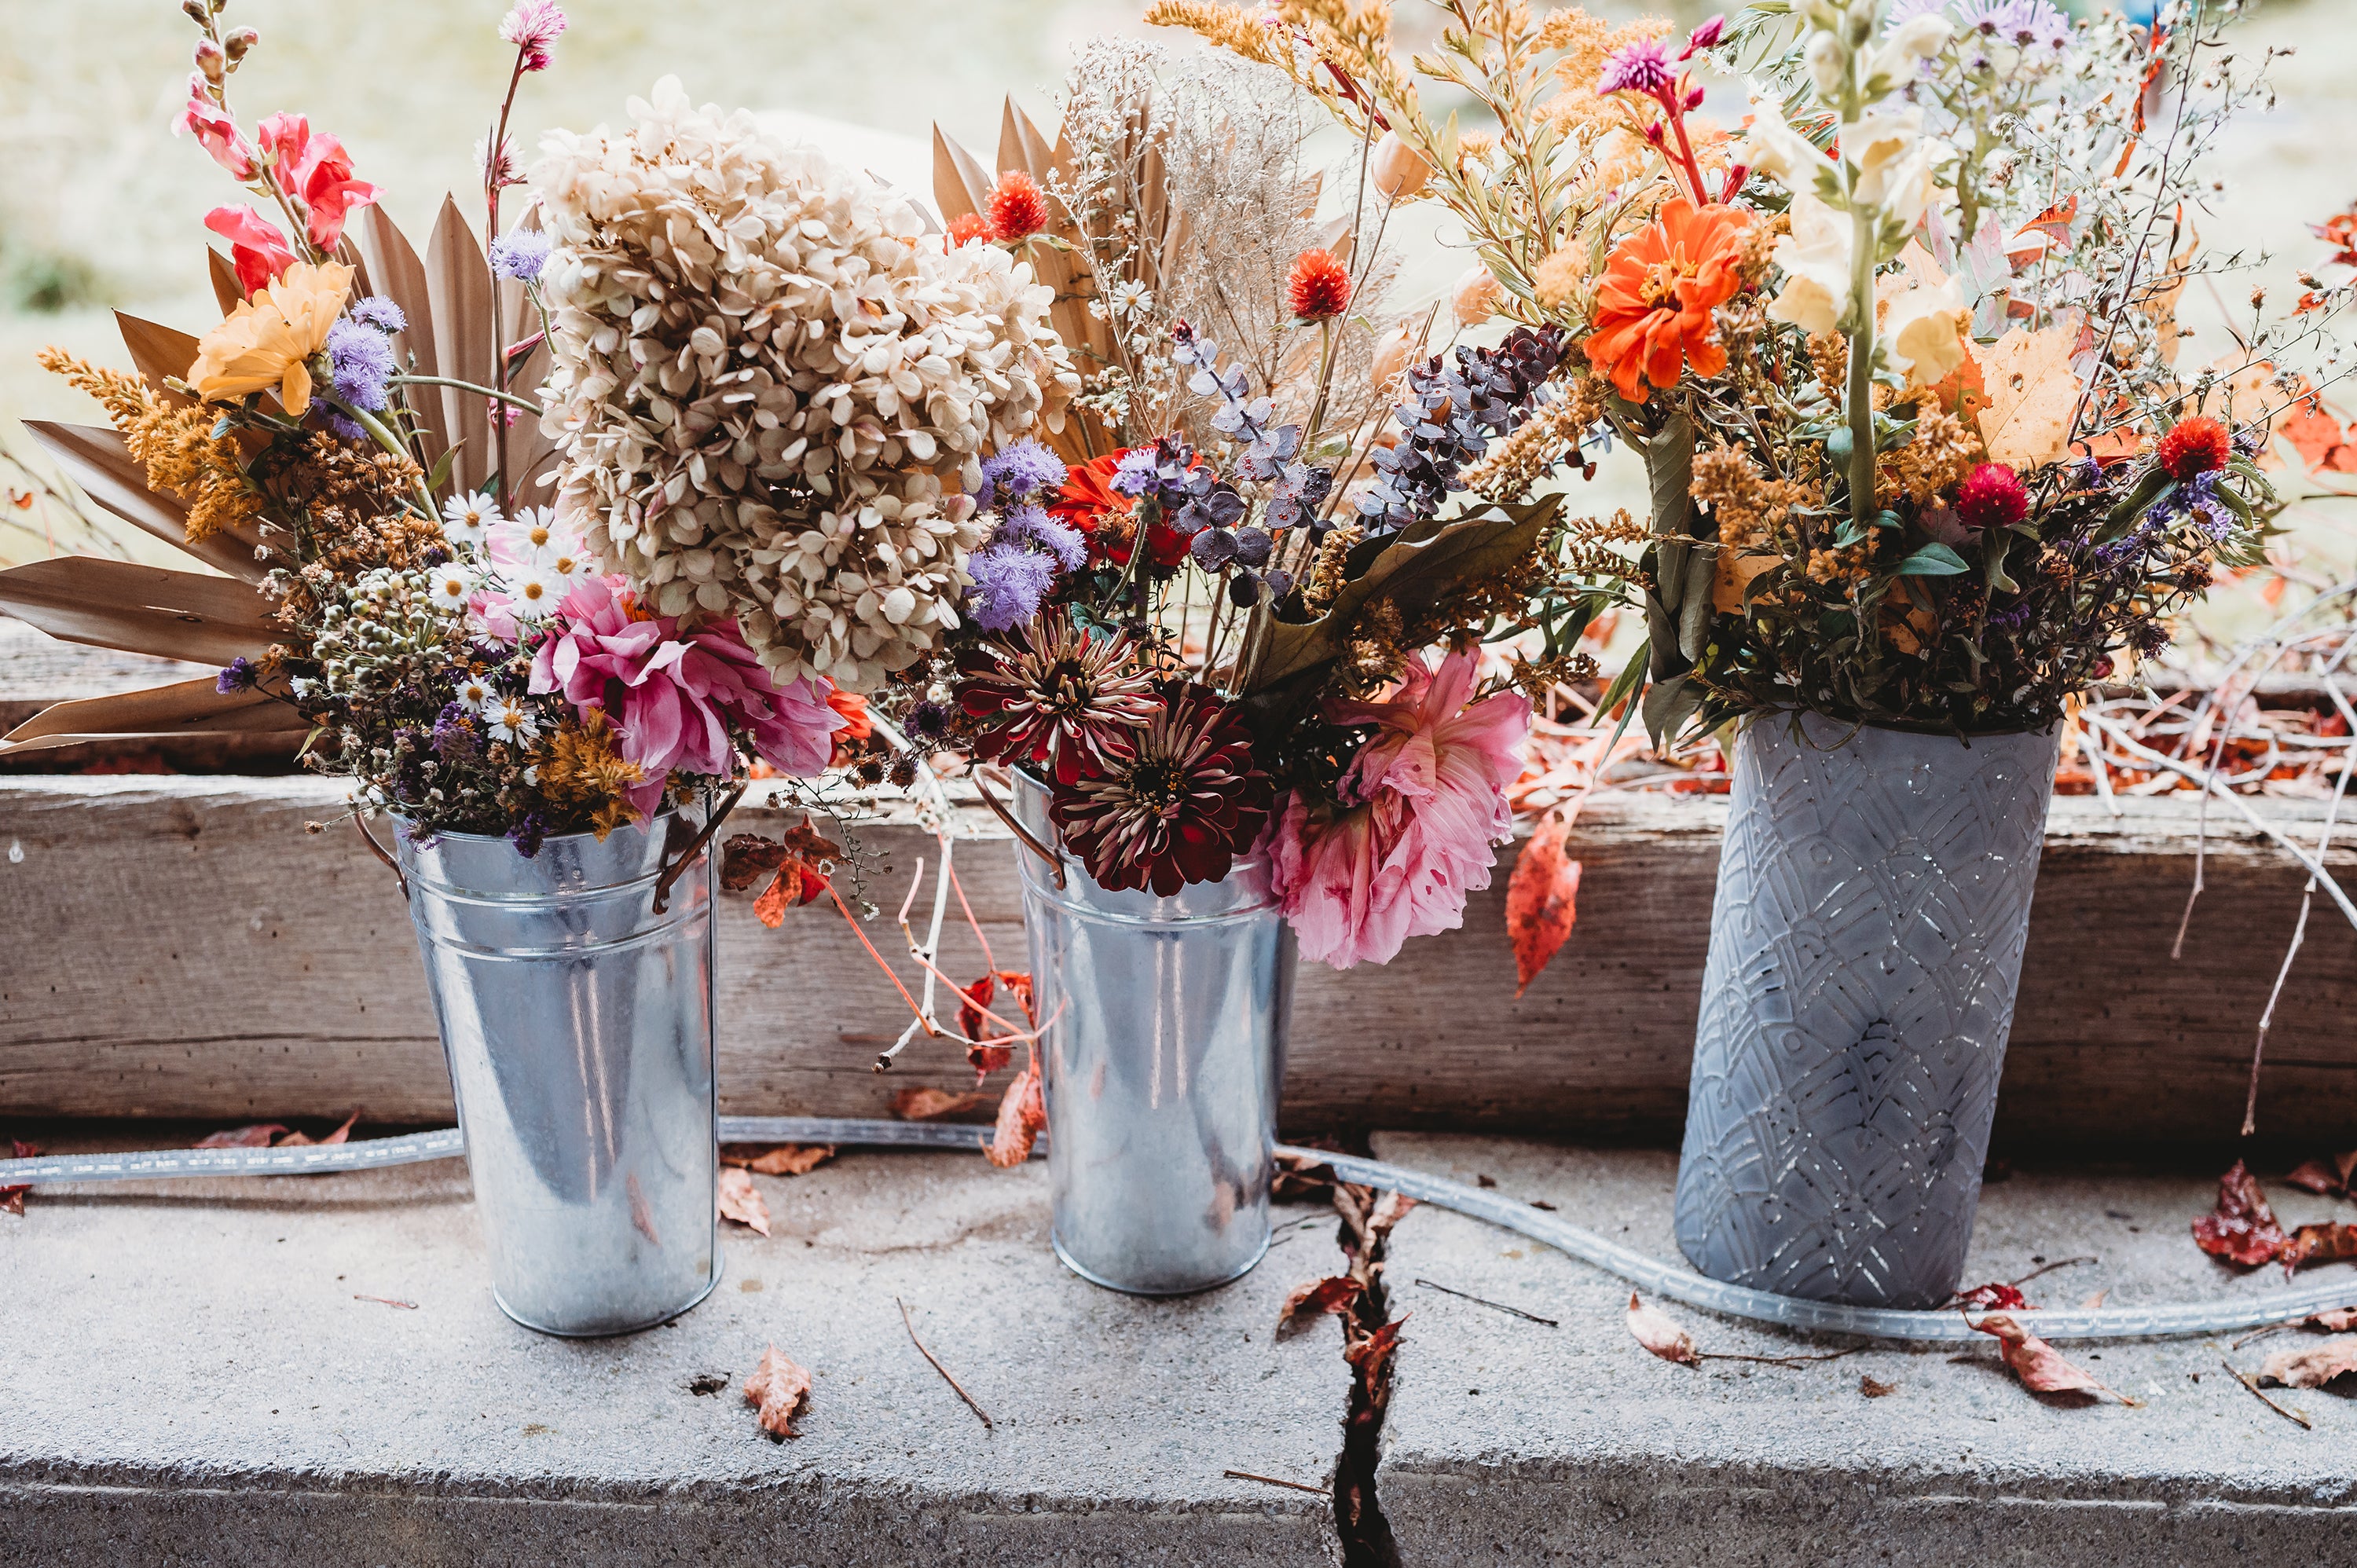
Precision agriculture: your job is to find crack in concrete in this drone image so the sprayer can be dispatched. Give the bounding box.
[1296,1160,1405,1568]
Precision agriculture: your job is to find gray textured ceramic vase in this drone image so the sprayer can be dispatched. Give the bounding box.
[1673,713,2061,1309]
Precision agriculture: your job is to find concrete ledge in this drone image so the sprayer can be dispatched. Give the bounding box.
[1369,1133,2357,1566]
[0,1145,1347,1566]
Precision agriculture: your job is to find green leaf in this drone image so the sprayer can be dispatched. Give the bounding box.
[1895,542,1970,577]
[1598,638,1648,724]
[1677,544,1716,662]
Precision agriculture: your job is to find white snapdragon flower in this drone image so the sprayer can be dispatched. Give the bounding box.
[1768,193,1856,337]
[1740,94,1840,199]
[1804,32,1849,99]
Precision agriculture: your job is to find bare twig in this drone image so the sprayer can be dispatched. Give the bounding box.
[352,1294,417,1310]
[1412,1277,1560,1328]
[2007,1256,2099,1291]
[2220,1356,2311,1431]
[896,1296,993,1431]
[1223,1468,1329,1496]
[1703,1346,1864,1368]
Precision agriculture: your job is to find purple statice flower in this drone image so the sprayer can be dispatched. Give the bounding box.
[965,542,1058,632]
[980,438,1069,505]
[498,1,566,71]
[1598,38,1674,97]
[508,811,548,858]
[431,702,482,763]
[489,229,552,284]
[326,317,397,412]
[991,503,1088,573]
[349,295,408,333]
[215,656,258,694]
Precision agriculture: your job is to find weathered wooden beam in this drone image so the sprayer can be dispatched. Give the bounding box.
[2,774,2352,1151]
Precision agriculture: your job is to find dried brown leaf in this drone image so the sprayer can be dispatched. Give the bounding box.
[2191,1160,2288,1269]
[1277,1276,1364,1337]
[723,1144,836,1178]
[194,1123,288,1149]
[1367,1190,1419,1240]
[2280,1222,2357,1273]
[276,1110,361,1148]
[744,1343,812,1438]
[2283,1159,2344,1196]
[892,1086,993,1122]
[1970,1313,2141,1405]
[1859,1375,1897,1398]
[982,1057,1046,1168]
[2260,1335,2357,1390]
[1626,1293,1699,1367]
[2,1138,36,1214]
[1506,811,1582,998]
[2304,1306,2357,1332]
[717,1167,771,1236]
[1974,321,2080,471]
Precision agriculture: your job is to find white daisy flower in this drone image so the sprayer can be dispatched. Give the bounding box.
[487,698,540,744]
[427,563,475,610]
[508,566,561,619]
[440,491,503,551]
[504,504,559,562]
[1108,280,1152,317]
[453,674,495,713]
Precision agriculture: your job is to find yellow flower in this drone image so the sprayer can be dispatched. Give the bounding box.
[187,260,352,416]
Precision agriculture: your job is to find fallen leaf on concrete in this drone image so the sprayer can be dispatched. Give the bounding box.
[276,1110,361,1148]
[2261,1335,2357,1389]
[982,1057,1045,1168]
[2281,1222,2357,1273]
[717,1167,771,1236]
[1970,1313,2142,1405]
[1627,1293,1700,1367]
[1859,1375,1897,1398]
[194,1123,288,1149]
[2284,1159,2345,1196]
[1368,1191,1419,1240]
[1952,1281,2030,1312]
[2,1138,38,1214]
[1506,810,1582,998]
[1277,1276,1365,1337]
[744,1344,811,1438]
[2304,1307,2357,1332]
[2192,1160,2288,1269]
[723,1144,835,1177]
[891,1086,992,1122]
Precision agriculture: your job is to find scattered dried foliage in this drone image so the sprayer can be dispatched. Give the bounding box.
[717,1167,771,1236]
[723,1144,835,1178]
[1970,1313,2140,1406]
[2261,1335,2357,1390]
[744,1344,812,1439]
[1626,1292,1700,1368]
[1506,807,1583,998]
[1277,1276,1365,1339]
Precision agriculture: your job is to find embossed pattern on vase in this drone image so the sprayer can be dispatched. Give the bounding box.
[1674,715,2060,1308]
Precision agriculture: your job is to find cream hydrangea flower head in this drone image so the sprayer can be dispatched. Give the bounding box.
[530,77,1079,691]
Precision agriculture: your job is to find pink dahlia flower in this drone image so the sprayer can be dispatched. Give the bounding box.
[530,577,842,818]
[1265,645,1529,969]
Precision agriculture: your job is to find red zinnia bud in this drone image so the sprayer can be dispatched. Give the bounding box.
[945,211,990,249]
[1286,247,1352,321]
[2157,415,2231,482]
[1955,462,2029,535]
[986,171,1050,242]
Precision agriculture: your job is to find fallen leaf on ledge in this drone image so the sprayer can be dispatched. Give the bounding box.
[2280,1222,2357,1273]
[717,1167,771,1236]
[982,1057,1046,1169]
[1277,1276,1364,1338]
[2260,1335,2357,1390]
[1859,1375,1897,1398]
[1506,810,1583,998]
[1368,1191,1419,1240]
[277,1109,361,1148]
[1970,1313,2142,1405]
[723,1144,835,1178]
[1627,1293,1699,1367]
[2192,1160,2288,1269]
[194,1123,288,1149]
[892,1086,992,1122]
[2081,1290,2110,1310]
[2,1138,37,1214]
[2284,1159,2345,1196]
[1953,1281,2030,1313]
[744,1344,812,1438]
[2304,1306,2357,1332]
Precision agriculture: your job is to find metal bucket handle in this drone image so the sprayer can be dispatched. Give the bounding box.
[350,782,750,911]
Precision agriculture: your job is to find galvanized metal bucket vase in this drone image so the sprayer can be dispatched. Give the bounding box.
[394,813,720,1336]
[1673,713,2061,1309]
[1009,773,1295,1295]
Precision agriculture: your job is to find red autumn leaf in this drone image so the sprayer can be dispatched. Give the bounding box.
[956,974,997,1040]
[744,1343,812,1438]
[2280,1222,2357,1273]
[1626,1292,1699,1367]
[720,833,790,891]
[276,1109,361,1148]
[2285,1159,2345,1196]
[723,1143,836,1178]
[2276,396,2357,474]
[1970,1313,2141,1405]
[1343,1316,1406,1394]
[2,1138,36,1215]
[891,1086,992,1122]
[2191,1160,2288,1269]
[1277,1276,1365,1337]
[1953,1281,2029,1313]
[1506,811,1582,998]
[982,1057,1046,1168]
[195,1123,289,1149]
[2260,1334,2357,1390]
[1367,1190,1419,1240]
[717,1167,771,1236]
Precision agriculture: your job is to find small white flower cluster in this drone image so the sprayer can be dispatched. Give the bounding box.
[530,77,1080,691]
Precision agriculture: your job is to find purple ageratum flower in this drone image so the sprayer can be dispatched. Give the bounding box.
[1111,446,1167,497]
[965,542,1058,632]
[980,438,1069,504]
[348,295,407,333]
[326,317,396,412]
[508,811,548,859]
[498,0,566,71]
[489,229,552,283]
[1598,38,1674,97]
[215,656,258,694]
[992,502,1088,573]
[431,702,482,763]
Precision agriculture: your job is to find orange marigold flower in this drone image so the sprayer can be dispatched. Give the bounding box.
[2157,416,2231,482]
[945,211,990,249]
[987,172,1050,242]
[1287,247,1353,321]
[1579,198,1750,403]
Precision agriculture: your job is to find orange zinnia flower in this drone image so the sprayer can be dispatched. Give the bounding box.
[1580,199,1750,403]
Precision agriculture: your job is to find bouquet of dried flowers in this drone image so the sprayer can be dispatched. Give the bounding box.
[7,2,847,850]
[1164,0,2353,742]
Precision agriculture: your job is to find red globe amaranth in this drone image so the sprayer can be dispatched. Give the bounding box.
[1954,462,2029,534]
[1286,247,1353,321]
[2157,416,2231,482]
[986,171,1050,243]
[944,211,990,249]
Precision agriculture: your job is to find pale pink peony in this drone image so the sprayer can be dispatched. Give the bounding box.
[530,576,841,817]
[1265,645,1529,969]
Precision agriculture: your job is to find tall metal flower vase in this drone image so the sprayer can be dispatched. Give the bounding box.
[1006,773,1295,1295]
[389,811,723,1336]
[1673,713,2062,1309]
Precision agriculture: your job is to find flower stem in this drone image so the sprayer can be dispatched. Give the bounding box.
[390,374,541,416]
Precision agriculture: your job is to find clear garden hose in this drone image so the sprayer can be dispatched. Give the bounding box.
[5,1122,2351,1344]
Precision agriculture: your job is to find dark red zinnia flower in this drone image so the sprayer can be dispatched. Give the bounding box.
[986,171,1050,243]
[2157,416,2231,482]
[945,211,990,249]
[1954,462,2029,534]
[1050,684,1272,896]
[957,619,1160,780]
[1286,248,1352,321]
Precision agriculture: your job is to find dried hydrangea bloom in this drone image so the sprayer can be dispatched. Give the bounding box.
[531,77,1078,691]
